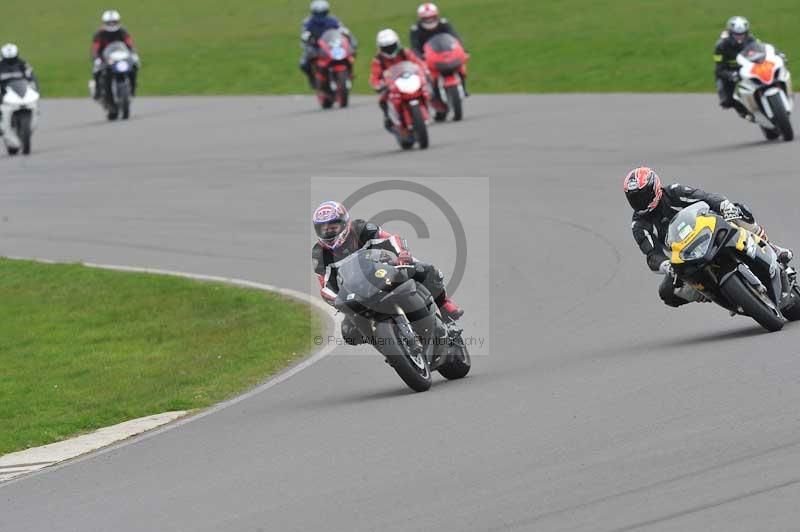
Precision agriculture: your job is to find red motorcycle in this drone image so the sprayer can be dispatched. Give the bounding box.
[423,33,469,122]
[383,61,431,150]
[314,28,355,109]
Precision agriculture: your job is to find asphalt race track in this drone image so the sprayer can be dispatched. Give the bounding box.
[2,95,800,531]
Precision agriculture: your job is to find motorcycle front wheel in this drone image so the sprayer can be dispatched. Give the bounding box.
[767,93,794,141]
[17,111,32,155]
[445,85,463,122]
[334,70,349,108]
[410,105,429,149]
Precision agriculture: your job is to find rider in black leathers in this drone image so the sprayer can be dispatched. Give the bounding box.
[624,167,793,307]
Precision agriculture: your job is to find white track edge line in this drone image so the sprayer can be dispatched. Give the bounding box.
[0,256,341,487]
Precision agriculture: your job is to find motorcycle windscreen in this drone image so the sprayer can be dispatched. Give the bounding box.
[320,29,345,48]
[103,42,132,62]
[6,79,29,97]
[426,33,460,53]
[667,201,711,246]
[335,250,400,302]
[385,61,424,83]
[741,42,767,64]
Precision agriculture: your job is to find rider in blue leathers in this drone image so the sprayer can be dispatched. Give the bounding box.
[299,1,356,89]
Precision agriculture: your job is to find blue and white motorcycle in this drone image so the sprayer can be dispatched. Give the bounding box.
[93,42,137,121]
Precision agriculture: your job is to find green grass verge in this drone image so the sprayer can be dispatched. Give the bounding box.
[0,258,323,455]
[2,1,798,96]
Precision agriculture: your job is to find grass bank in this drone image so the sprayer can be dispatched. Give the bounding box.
[2,0,798,96]
[0,258,322,455]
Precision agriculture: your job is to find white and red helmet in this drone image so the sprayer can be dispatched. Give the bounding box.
[624,167,663,213]
[313,201,352,250]
[417,3,440,30]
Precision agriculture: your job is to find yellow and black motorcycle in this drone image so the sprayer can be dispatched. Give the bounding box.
[668,202,800,332]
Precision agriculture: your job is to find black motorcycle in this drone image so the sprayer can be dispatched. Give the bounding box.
[667,201,800,332]
[332,248,470,392]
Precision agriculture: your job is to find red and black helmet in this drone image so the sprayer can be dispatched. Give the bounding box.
[623,167,663,213]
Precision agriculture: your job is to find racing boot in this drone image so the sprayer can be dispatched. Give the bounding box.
[771,243,794,265]
[438,296,464,321]
[300,63,318,90]
[733,100,753,121]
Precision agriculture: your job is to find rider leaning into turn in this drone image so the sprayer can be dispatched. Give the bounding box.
[713,16,787,119]
[624,167,793,308]
[299,0,356,90]
[91,10,140,99]
[0,44,37,102]
[369,29,429,131]
[312,201,463,345]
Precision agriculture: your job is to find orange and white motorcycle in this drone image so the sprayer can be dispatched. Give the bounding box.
[733,41,794,141]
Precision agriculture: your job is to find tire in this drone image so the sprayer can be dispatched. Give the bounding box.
[782,285,800,321]
[767,93,794,141]
[722,273,785,332]
[335,70,349,108]
[410,105,429,149]
[387,346,432,392]
[446,85,463,121]
[116,79,131,120]
[761,126,781,140]
[379,322,431,392]
[17,112,32,155]
[438,343,471,380]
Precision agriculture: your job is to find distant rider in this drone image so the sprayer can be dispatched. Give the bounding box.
[299,0,356,90]
[369,29,429,131]
[91,10,140,100]
[624,167,793,308]
[713,16,772,118]
[0,44,38,129]
[409,3,463,59]
[312,201,463,345]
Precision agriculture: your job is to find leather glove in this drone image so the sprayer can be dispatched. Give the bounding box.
[394,251,413,266]
[728,70,741,83]
[659,260,673,276]
[720,200,742,221]
[92,57,103,72]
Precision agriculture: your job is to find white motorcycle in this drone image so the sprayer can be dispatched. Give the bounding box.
[0,78,40,155]
[733,41,794,141]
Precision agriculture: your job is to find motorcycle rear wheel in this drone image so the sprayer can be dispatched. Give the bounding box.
[782,285,800,321]
[437,343,471,380]
[767,93,794,141]
[410,105,429,149]
[722,273,785,332]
